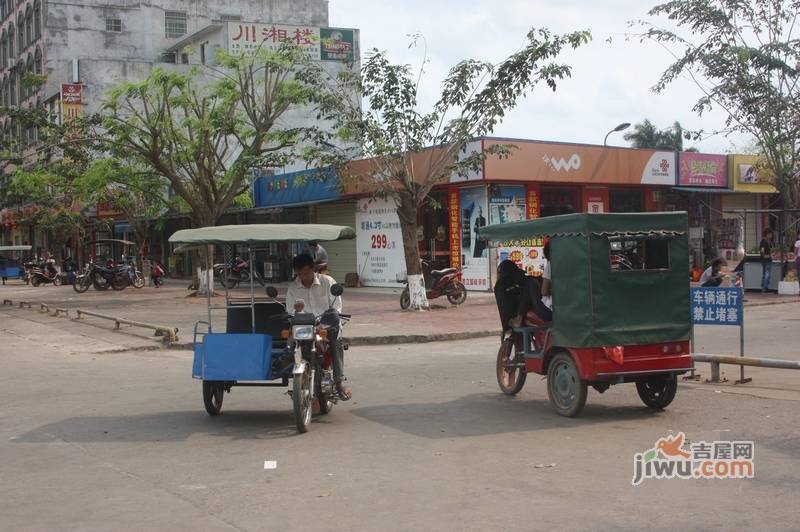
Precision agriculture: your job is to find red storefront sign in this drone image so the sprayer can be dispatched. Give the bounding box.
[448,188,461,269]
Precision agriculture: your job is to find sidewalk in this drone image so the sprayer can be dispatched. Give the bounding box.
[0,279,501,346]
[2,278,798,347]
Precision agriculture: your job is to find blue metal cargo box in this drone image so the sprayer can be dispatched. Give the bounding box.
[193,333,273,381]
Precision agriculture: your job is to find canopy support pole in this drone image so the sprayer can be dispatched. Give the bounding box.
[249,247,256,334]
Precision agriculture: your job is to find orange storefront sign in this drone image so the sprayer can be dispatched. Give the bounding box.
[484,140,676,186]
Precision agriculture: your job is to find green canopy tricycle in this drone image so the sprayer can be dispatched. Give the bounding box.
[480,212,693,417]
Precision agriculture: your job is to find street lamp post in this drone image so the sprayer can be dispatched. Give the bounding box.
[603,122,631,146]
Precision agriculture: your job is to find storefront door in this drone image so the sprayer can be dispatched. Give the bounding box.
[540,186,580,217]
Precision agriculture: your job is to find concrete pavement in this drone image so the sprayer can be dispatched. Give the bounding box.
[1,325,798,531]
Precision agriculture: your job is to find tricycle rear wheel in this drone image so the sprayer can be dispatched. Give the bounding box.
[202,381,224,416]
[636,375,678,410]
[547,352,587,417]
[496,337,526,395]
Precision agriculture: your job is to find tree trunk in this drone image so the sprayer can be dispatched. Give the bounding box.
[397,197,428,310]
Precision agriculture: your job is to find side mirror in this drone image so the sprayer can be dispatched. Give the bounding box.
[265,286,278,298]
[330,283,344,297]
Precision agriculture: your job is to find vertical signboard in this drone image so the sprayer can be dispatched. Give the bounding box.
[61,83,82,119]
[527,184,540,219]
[356,198,405,287]
[448,188,461,270]
[459,186,490,290]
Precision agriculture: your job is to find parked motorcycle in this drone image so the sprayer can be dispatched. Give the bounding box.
[214,257,264,288]
[30,262,62,287]
[399,261,467,309]
[73,261,128,292]
[265,284,350,433]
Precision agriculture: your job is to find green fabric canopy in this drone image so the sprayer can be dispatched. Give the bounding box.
[479,212,691,349]
[478,212,688,241]
[168,224,355,246]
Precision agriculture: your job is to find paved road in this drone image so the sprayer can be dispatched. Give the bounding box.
[1,312,798,530]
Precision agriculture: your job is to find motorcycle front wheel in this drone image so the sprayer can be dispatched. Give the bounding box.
[293,366,313,433]
[73,276,91,293]
[400,287,410,310]
[111,276,128,291]
[133,273,145,289]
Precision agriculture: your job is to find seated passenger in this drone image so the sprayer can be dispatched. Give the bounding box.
[494,260,552,331]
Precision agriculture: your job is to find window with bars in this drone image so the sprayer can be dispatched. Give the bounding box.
[165,11,186,38]
[105,17,122,33]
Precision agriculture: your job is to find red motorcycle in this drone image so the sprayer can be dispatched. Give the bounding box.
[400,261,467,309]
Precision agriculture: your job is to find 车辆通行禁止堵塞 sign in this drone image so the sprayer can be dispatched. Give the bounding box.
[691,287,743,326]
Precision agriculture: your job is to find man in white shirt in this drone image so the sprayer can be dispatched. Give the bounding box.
[285,253,350,400]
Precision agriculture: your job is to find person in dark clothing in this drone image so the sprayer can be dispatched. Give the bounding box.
[494,260,552,330]
[759,229,774,293]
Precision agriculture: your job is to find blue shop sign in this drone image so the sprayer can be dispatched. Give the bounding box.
[253,168,341,208]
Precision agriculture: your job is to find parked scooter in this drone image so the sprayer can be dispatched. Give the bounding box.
[30,260,61,287]
[214,257,264,288]
[399,260,467,309]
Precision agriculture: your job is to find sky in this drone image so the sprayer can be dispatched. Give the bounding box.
[329,0,752,154]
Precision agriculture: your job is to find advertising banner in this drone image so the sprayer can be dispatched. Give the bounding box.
[496,237,546,278]
[678,153,728,188]
[730,154,777,194]
[356,198,405,287]
[320,28,355,62]
[61,83,82,119]
[459,186,490,290]
[227,22,354,62]
[484,140,676,186]
[489,185,526,225]
[527,185,540,219]
[448,188,461,269]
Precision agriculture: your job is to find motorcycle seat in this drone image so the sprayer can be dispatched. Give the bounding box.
[431,268,457,277]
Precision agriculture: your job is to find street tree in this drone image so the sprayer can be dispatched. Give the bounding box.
[624,119,697,151]
[313,29,590,309]
[98,45,333,291]
[640,0,800,206]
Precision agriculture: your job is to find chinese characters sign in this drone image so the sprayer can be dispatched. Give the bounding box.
[449,189,461,270]
[498,238,546,278]
[679,153,728,188]
[691,287,743,325]
[61,83,83,119]
[527,186,539,219]
[227,22,354,62]
[356,198,405,287]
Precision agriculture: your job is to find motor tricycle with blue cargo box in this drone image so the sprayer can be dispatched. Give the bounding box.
[169,224,355,433]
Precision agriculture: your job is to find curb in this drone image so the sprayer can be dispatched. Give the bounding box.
[743,298,800,308]
[169,329,502,350]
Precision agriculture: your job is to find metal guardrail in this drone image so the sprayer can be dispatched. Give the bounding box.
[693,352,800,383]
[74,309,178,344]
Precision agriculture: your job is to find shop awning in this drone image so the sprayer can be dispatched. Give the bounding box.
[672,187,735,194]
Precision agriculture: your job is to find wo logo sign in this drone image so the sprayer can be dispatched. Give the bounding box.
[543,153,581,172]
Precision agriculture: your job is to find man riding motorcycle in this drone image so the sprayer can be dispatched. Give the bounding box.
[285,253,351,400]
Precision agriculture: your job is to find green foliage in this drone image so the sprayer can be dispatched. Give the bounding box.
[624,119,696,151]
[98,42,333,228]
[639,0,800,205]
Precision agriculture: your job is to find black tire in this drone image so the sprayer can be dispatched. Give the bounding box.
[547,352,588,417]
[636,375,678,410]
[93,274,109,290]
[111,275,128,291]
[30,276,41,287]
[52,276,62,287]
[400,287,410,310]
[496,337,526,395]
[202,381,224,416]
[73,276,91,293]
[446,281,467,305]
[219,276,238,289]
[293,367,313,433]
[133,273,145,289]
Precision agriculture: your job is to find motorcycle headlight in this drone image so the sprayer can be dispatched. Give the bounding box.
[292,325,315,340]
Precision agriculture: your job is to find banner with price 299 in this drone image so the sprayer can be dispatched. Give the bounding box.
[356,198,406,287]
